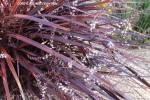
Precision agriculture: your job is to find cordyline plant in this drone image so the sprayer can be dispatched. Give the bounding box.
[0,0,150,100]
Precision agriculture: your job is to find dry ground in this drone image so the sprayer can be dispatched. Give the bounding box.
[108,48,150,100]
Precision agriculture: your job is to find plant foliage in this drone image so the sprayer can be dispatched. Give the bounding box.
[0,0,150,100]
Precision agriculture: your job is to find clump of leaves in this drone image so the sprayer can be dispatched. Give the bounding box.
[0,0,150,100]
